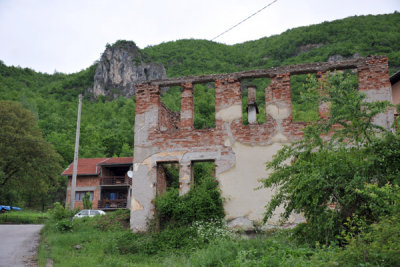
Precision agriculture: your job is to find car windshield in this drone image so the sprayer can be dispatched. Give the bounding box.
[91,210,100,215]
[80,210,89,215]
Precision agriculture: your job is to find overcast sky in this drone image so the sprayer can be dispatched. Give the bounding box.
[0,0,398,74]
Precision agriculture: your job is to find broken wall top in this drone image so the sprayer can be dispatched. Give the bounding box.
[139,56,388,87]
[134,56,392,152]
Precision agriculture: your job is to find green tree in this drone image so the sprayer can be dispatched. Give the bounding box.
[261,72,395,244]
[0,101,63,209]
[82,192,93,209]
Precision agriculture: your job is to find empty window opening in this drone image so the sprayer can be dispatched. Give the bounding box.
[160,85,181,112]
[156,162,180,195]
[191,160,216,185]
[241,78,268,125]
[302,70,359,120]
[194,83,215,129]
[291,73,319,122]
[342,69,359,90]
[190,160,224,222]
[155,162,180,231]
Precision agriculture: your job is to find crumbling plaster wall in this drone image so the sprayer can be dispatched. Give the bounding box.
[130,56,393,232]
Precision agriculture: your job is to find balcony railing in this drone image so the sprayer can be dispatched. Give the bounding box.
[98,199,127,209]
[100,176,131,186]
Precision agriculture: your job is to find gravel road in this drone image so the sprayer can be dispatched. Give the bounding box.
[0,224,43,267]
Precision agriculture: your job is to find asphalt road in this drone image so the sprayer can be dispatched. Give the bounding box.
[0,224,43,267]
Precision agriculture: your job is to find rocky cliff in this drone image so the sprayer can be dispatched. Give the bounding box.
[89,41,167,99]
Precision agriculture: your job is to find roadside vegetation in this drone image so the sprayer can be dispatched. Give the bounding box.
[39,212,338,267]
[39,185,336,266]
[39,209,400,266]
[0,210,49,224]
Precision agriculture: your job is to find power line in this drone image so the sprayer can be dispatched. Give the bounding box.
[211,0,278,41]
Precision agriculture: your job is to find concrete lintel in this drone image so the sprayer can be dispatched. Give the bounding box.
[181,151,220,163]
[66,186,98,191]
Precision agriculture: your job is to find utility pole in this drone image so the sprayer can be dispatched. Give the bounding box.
[70,94,82,210]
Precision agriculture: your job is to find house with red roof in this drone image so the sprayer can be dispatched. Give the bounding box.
[61,157,133,210]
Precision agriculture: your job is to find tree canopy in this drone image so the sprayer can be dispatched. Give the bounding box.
[0,101,63,209]
[262,72,399,245]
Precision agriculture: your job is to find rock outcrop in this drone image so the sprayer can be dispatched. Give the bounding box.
[89,41,167,99]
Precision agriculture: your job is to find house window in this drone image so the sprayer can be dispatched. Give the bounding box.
[75,191,93,201]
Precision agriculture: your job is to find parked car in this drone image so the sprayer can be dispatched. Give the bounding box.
[73,209,106,218]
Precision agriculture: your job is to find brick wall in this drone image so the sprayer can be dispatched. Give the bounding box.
[68,175,100,187]
[66,175,100,209]
[159,102,180,132]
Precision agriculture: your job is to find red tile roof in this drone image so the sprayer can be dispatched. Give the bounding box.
[99,157,133,165]
[61,157,133,176]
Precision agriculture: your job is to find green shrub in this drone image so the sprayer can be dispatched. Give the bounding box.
[91,209,130,231]
[110,232,146,255]
[55,218,73,232]
[153,225,197,251]
[112,220,233,256]
[155,176,224,228]
[339,215,400,266]
[356,183,400,219]
[48,202,77,221]
[262,72,395,245]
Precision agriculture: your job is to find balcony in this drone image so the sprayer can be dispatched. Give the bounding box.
[98,199,128,209]
[100,176,131,186]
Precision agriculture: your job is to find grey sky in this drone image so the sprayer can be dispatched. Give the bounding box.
[0,0,398,74]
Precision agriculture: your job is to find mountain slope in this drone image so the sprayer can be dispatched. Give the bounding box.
[0,12,399,169]
[144,13,400,77]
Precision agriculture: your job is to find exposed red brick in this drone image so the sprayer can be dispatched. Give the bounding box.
[180,83,194,130]
[316,71,331,119]
[358,57,390,91]
[215,78,241,112]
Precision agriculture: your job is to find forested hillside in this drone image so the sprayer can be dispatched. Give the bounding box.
[0,12,399,208]
[144,13,400,76]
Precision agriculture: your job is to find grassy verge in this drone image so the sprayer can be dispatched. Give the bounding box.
[38,210,344,266]
[0,210,48,224]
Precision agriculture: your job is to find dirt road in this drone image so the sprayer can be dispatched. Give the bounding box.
[0,224,43,267]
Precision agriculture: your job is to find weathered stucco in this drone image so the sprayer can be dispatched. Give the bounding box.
[218,142,283,223]
[130,56,393,232]
[215,104,242,122]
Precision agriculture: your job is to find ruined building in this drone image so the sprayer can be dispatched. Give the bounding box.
[130,56,393,232]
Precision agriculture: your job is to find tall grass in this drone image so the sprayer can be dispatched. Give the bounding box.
[0,210,48,224]
[38,214,343,266]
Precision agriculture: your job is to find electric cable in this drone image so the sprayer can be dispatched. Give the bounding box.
[211,0,278,41]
